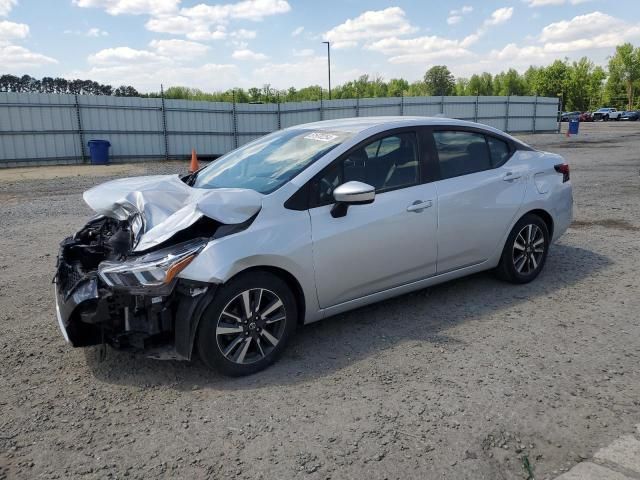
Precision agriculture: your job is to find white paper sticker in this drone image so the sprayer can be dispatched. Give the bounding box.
[304,132,339,142]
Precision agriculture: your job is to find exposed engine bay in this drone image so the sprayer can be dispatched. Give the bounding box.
[54,174,263,359]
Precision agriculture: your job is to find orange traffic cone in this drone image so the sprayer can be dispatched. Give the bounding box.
[189,148,200,173]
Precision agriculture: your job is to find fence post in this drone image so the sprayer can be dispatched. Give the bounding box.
[276,92,282,130]
[400,92,404,116]
[505,95,511,132]
[160,84,169,161]
[232,90,238,149]
[319,88,324,121]
[474,95,479,123]
[356,95,360,117]
[74,94,86,163]
[532,95,538,133]
[440,95,445,114]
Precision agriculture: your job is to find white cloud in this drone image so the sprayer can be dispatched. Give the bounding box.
[485,7,514,26]
[0,44,58,69]
[366,7,512,64]
[71,63,240,91]
[72,0,179,16]
[149,38,209,57]
[145,0,289,41]
[447,5,473,25]
[231,48,268,61]
[179,0,290,23]
[367,35,472,64]
[0,19,28,40]
[0,0,17,17]
[539,11,623,42]
[291,26,304,37]
[525,0,594,6]
[292,48,314,57]
[230,28,256,39]
[489,11,640,65]
[64,27,108,37]
[323,7,418,49]
[88,46,168,65]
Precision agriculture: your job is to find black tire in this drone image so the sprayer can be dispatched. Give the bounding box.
[495,214,550,284]
[197,271,297,376]
[604,115,609,122]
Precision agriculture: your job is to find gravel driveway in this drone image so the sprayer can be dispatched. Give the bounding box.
[1,122,639,480]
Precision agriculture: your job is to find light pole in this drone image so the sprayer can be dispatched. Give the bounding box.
[322,41,331,100]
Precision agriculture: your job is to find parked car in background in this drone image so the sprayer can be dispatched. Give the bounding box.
[593,108,622,121]
[579,112,593,122]
[54,117,573,376]
[620,110,640,121]
[561,111,580,122]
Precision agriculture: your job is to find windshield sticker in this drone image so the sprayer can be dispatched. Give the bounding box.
[304,132,339,142]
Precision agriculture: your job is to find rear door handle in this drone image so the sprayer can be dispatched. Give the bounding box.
[407,200,433,212]
[503,172,522,181]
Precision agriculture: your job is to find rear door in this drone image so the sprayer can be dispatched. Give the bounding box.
[430,128,527,273]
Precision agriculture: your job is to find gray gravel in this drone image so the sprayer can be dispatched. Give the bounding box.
[0,122,639,480]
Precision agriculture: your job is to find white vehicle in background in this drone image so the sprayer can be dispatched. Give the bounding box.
[54,117,573,376]
[592,108,622,121]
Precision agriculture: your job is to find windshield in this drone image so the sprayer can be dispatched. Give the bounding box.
[193,129,351,194]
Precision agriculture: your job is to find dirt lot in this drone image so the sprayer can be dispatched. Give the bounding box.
[0,122,639,480]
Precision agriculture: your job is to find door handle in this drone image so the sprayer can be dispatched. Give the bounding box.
[503,172,522,181]
[407,200,433,212]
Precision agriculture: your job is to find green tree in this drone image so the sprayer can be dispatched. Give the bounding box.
[387,78,409,97]
[607,43,640,110]
[423,65,455,96]
[468,72,493,96]
[494,69,525,96]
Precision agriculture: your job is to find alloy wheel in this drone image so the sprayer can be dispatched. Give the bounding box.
[512,224,545,275]
[215,288,287,365]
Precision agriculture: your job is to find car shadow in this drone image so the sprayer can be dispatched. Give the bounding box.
[84,243,611,390]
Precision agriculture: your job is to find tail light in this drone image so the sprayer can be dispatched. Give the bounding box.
[554,163,570,183]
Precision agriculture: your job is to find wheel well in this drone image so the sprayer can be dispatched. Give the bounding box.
[525,209,554,238]
[228,266,306,325]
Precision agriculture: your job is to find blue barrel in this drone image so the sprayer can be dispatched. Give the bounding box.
[87,140,111,165]
[568,120,580,135]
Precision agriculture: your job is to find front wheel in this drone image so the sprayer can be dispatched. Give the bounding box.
[495,214,550,284]
[197,271,297,376]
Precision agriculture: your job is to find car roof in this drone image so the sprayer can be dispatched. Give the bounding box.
[286,115,527,146]
[288,116,501,134]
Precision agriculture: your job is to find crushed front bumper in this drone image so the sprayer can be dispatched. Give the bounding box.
[54,244,215,360]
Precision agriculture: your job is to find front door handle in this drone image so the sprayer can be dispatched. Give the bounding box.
[407,200,433,212]
[503,172,522,181]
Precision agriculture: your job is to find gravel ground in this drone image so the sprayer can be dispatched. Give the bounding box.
[0,122,639,480]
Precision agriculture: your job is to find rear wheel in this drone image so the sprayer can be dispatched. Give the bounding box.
[496,214,549,284]
[197,271,297,376]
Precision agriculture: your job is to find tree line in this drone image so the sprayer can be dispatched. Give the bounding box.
[2,43,639,111]
[0,74,140,97]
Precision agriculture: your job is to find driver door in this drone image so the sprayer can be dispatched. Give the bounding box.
[308,130,438,308]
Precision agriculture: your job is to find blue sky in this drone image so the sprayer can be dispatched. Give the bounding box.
[1,0,639,92]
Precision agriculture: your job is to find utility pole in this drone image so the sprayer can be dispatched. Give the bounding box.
[322,41,331,100]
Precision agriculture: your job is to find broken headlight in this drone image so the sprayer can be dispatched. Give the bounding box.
[98,239,205,294]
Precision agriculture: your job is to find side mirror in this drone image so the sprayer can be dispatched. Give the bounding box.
[331,181,375,218]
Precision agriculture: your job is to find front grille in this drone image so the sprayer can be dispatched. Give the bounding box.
[56,259,84,294]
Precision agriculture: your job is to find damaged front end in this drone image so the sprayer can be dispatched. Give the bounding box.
[54,216,215,359]
[54,175,262,360]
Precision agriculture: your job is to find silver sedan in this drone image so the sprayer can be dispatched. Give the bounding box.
[54,117,573,375]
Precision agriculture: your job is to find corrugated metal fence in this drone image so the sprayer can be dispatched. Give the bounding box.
[0,92,559,167]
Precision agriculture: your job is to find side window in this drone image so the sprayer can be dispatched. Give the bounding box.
[487,136,511,168]
[314,132,419,205]
[433,130,491,180]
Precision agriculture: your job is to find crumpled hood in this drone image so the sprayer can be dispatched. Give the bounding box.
[83,175,262,252]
